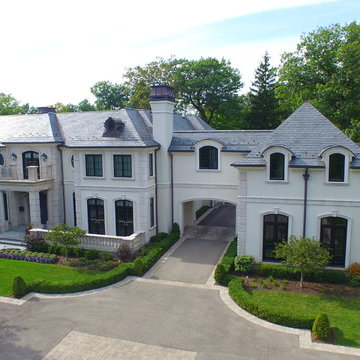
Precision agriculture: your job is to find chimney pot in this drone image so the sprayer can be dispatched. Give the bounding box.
[37,107,56,114]
[150,85,175,102]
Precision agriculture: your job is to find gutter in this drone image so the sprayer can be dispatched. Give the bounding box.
[170,153,174,225]
[154,148,159,235]
[302,167,309,237]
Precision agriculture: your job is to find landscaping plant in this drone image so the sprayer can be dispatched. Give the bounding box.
[12,276,27,298]
[274,236,331,288]
[45,224,86,261]
[234,255,255,274]
[312,313,330,340]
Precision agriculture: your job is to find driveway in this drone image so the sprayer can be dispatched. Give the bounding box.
[198,203,235,228]
[0,280,357,360]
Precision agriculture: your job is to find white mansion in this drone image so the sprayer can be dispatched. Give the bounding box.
[0,85,359,268]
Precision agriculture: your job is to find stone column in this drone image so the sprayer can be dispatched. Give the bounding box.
[237,170,247,255]
[8,191,19,227]
[29,191,41,228]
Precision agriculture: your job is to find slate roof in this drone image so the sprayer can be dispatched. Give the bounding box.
[169,130,272,152]
[232,103,360,168]
[0,109,211,148]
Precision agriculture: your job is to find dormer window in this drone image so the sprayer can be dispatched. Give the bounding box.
[329,153,345,182]
[269,153,285,180]
[103,117,125,137]
[199,146,218,170]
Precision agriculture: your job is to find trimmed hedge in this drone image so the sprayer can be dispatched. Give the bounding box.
[256,264,348,284]
[312,313,330,340]
[12,276,27,298]
[221,240,237,273]
[228,277,315,329]
[26,223,180,294]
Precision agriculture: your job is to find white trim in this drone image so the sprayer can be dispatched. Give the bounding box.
[321,147,352,184]
[194,140,223,172]
[317,212,351,268]
[263,147,291,183]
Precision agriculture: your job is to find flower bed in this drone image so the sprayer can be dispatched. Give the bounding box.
[0,249,57,264]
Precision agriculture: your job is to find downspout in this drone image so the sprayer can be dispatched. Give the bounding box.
[170,153,174,225]
[57,144,66,224]
[302,167,309,237]
[154,148,159,235]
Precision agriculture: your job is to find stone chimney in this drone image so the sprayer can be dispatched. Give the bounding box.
[37,107,56,114]
[149,85,175,233]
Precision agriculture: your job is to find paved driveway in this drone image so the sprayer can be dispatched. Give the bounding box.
[0,279,357,360]
[198,204,235,228]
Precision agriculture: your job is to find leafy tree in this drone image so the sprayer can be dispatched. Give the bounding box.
[276,22,360,131]
[90,81,129,110]
[0,93,27,115]
[45,223,85,261]
[124,56,185,110]
[174,57,243,124]
[246,52,279,129]
[274,236,331,288]
[77,99,96,112]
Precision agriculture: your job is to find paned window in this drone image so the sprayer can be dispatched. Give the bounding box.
[150,197,155,227]
[114,155,132,178]
[115,200,133,236]
[85,155,103,177]
[199,146,218,169]
[87,198,105,234]
[269,153,285,180]
[328,153,345,182]
[263,214,288,261]
[149,153,154,177]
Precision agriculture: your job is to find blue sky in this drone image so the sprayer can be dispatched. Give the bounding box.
[1,0,359,106]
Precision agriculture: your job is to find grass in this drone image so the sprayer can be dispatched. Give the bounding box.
[0,259,103,296]
[251,289,360,347]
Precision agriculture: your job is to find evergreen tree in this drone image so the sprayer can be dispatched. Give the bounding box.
[247,52,279,129]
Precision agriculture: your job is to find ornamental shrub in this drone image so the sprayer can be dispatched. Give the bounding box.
[150,232,168,243]
[116,243,132,262]
[12,276,27,298]
[312,313,330,340]
[234,255,255,274]
[85,249,100,260]
[74,247,86,258]
[49,244,62,255]
[348,263,360,278]
[101,251,113,261]
[214,263,226,284]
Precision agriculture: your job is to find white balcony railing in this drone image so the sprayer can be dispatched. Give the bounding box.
[29,228,146,253]
[0,165,53,181]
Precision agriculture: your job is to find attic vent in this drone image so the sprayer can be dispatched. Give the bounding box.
[103,117,125,137]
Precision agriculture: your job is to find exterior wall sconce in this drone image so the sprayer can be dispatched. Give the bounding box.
[41,153,48,161]
[10,153,17,161]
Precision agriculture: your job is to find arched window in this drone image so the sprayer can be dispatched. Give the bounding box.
[269,153,285,180]
[87,198,105,234]
[22,151,39,179]
[320,217,347,266]
[115,200,133,236]
[0,154,4,166]
[199,146,218,170]
[328,153,345,182]
[263,214,288,261]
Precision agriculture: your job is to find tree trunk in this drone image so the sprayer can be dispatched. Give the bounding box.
[300,271,304,288]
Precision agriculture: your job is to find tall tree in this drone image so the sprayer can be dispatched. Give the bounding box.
[246,52,279,129]
[175,57,243,124]
[124,56,185,110]
[0,93,28,115]
[77,99,96,112]
[276,22,360,132]
[90,81,129,110]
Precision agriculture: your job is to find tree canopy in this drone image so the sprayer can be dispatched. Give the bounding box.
[90,81,129,110]
[0,93,28,115]
[276,22,360,131]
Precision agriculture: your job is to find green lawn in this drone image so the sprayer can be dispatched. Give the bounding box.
[0,259,102,297]
[251,289,360,347]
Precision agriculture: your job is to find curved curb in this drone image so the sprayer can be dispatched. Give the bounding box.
[219,287,360,358]
[0,276,137,306]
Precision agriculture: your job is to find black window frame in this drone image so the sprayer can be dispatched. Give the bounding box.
[3,192,8,221]
[115,199,134,236]
[85,154,103,177]
[113,154,132,178]
[263,214,288,261]
[22,151,40,179]
[87,198,105,235]
[72,192,77,227]
[269,152,285,181]
[149,153,154,177]
[199,146,218,170]
[320,216,347,267]
[328,153,345,182]
[0,154,4,166]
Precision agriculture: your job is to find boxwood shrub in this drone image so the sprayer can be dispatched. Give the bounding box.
[312,313,330,340]
[228,277,315,329]
[12,276,27,298]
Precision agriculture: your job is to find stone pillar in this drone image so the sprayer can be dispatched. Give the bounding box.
[0,191,7,232]
[8,191,19,227]
[237,170,247,255]
[29,191,41,228]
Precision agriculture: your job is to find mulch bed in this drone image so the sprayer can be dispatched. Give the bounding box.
[241,275,360,299]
